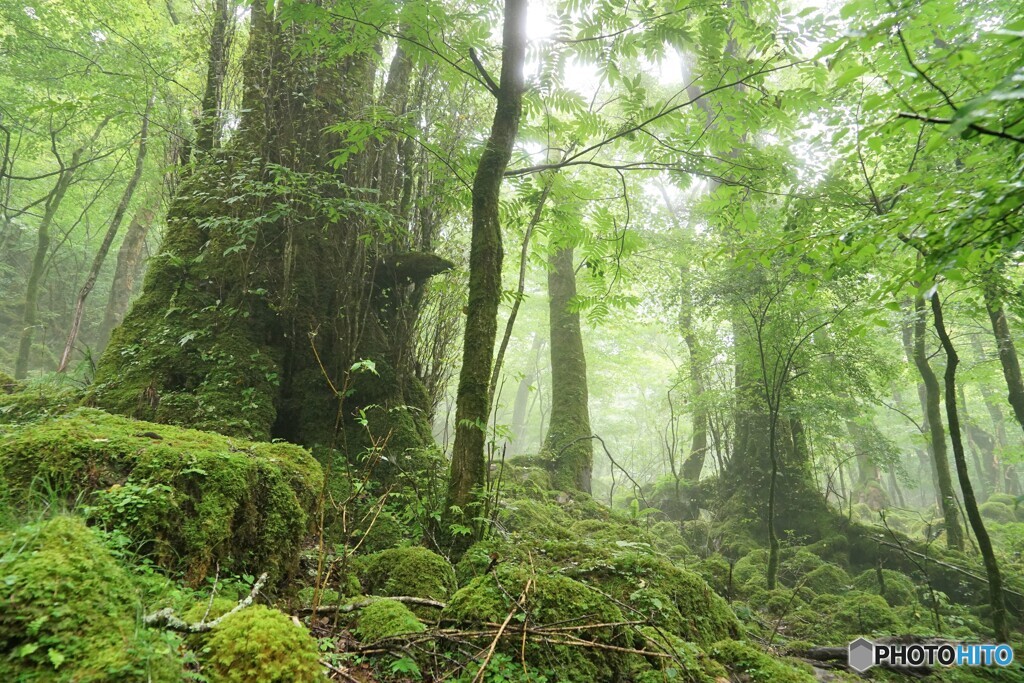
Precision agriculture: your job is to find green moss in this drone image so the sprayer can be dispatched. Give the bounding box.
[979,501,1016,524]
[851,569,918,607]
[0,409,323,584]
[297,587,340,608]
[709,640,815,683]
[634,627,727,683]
[732,548,769,590]
[443,566,636,683]
[778,548,825,580]
[786,591,904,643]
[748,588,805,617]
[0,516,184,681]
[571,553,739,645]
[356,546,456,602]
[799,563,851,594]
[355,599,425,644]
[203,605,324,682]
[832,591,903,635]
[0,386,79,425]
[694,554,733,598]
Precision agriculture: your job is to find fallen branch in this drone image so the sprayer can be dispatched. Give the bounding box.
[876,540,1024,600]
[144,572,268,633]
[297,595,447,616]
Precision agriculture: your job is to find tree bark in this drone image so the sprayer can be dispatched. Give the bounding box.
[911,294,964,551]
[930,294,1009,643]
[543,246,593,493]
[58,99,153,371]
[15,117,111,378]
[981,275,1024,430]
[444,0,527,540]
[194,0,230,155]
[95,192,159,352]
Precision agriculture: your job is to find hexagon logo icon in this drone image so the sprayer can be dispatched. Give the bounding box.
[848,637,875,672]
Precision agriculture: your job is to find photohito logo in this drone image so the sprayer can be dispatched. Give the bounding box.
[848,637,1014,672]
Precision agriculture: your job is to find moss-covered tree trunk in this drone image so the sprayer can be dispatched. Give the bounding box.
[444,0,527,540]
[931,294,1009,643]
[543,246,593,493]
[91,2,438,450]
[911,294,964,551]
[982,274,1024,431]
[95,191,159,352]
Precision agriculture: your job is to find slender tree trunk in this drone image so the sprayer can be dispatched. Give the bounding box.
[931,294,1009,643]
[680,288,708,483]
[95,192,159,352]
[543,246,593,492]
[982,276,1024,430]
[58,100,153,371]
[15,117,111,378]
[444,0,527,542]
[911,294,964,551]
[899,311,941,506]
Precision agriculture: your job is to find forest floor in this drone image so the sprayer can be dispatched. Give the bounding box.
[2,377,1023,683]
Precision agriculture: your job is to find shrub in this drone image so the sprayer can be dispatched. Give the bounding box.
[203,605,324,682]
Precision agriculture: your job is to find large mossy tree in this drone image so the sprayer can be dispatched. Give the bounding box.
[90,0,449,449]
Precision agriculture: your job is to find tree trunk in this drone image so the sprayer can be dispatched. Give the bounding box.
[58,99,153,372]
[194,0,230,155]
[911,294,964,551]
[15,117,111,378]
[95,192,159,352]
[543,246,593,493]
[444,0,527,539]
[982,275,1024,433]
[931,294,1009,643]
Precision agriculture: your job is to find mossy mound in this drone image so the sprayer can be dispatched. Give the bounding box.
[785,591,904,643]
[356,546,456,602]
[800,562,851,594]
[634,627,728,683]
[709,640,815,682]
[979,501,1017,525]
[851,568,918,607]
[0,516,184,681]
[570,553,739,645]
[442,566,636,683]
[732,548,769,590]
[202,605,325,682]
[0,408,323,583]
[694,554,733,598]
[355,599,426,644]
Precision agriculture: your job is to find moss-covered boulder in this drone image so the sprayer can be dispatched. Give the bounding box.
[785,591,904,643]
[634,627,728,683]
[356,546,456,602]
[851,568,918,607]
[0,408,323,583]
[800,563,851,594]
[709,640,815,682]
[202,605,325,682]
[355,599,425,644]
[0,516,184,681]
[979,501,1017,525]
[0,385,79,425]
[443,567,636,683]
[571,553,739,645]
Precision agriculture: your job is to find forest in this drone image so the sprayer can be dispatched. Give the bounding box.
[1,0,1024,680]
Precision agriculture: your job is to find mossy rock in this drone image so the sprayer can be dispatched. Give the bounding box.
[634,627,728,683]
[799,563,851,595]
[979,501,1017,525]
[851,569,918,607]
[442,566,637,683]
[202,605,325,682]
[748,587,805,617]
[0,516,184,681]
[694,554,733,598]
[355,599,425,644]
[779,548,825,580]
[786,591,904,643]
[0,369,17,393]
[709,640,815,683]
[732,548,769,591]
[571,553,740,645]
[0,408,323,584]
[356,546,456,603]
